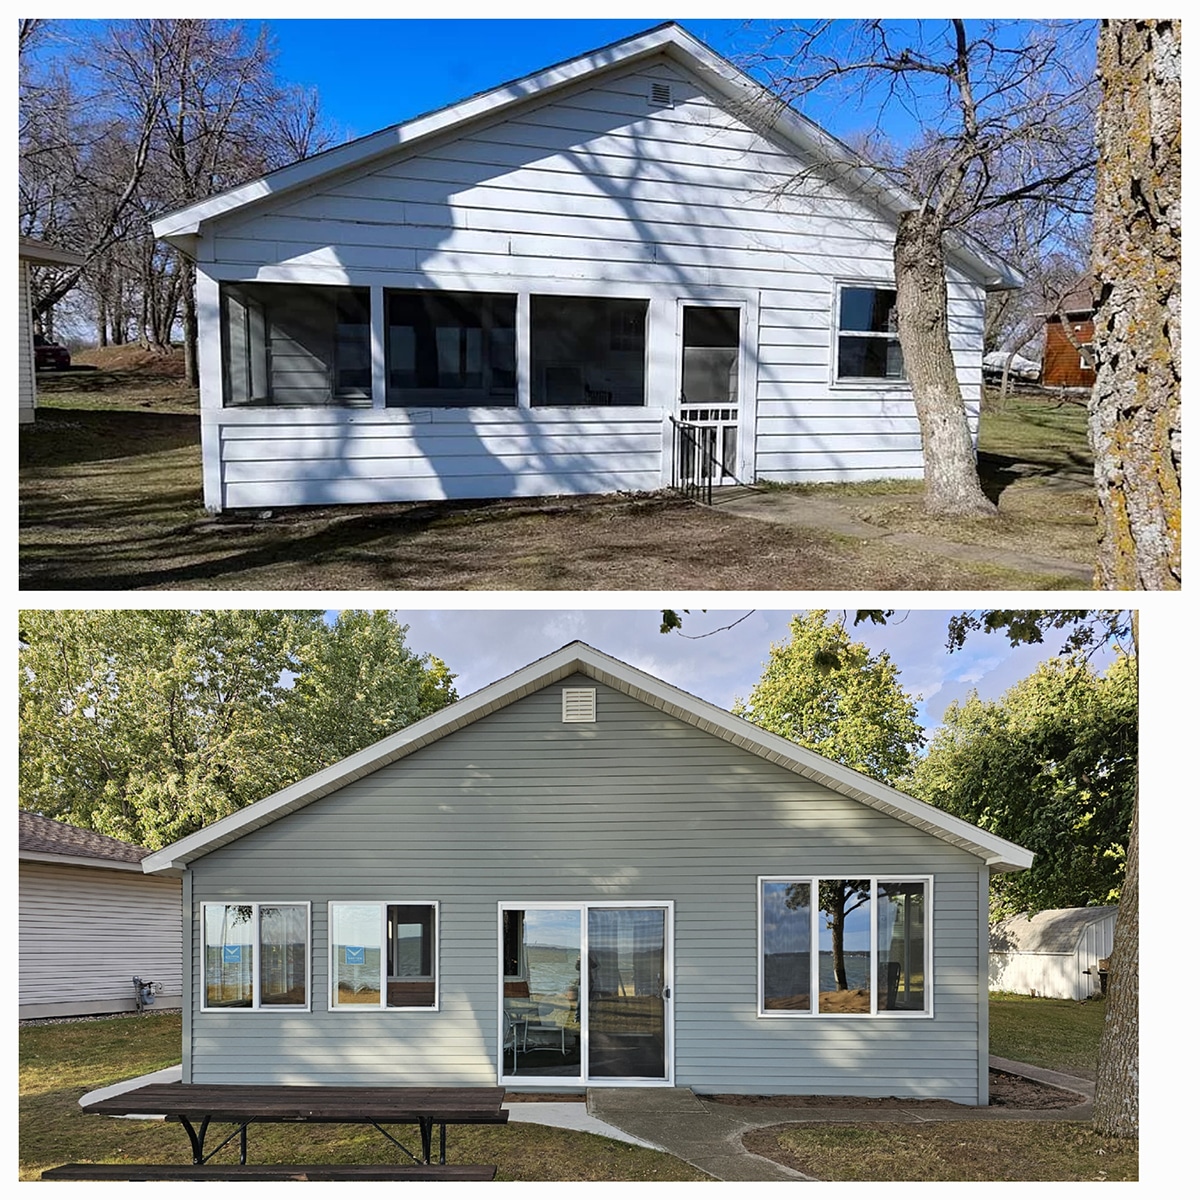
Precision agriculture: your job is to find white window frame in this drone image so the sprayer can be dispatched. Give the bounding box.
[757,876,933,1018]
[200,901,311,1013]
[327,900,440,1013]
[831,281,907,387]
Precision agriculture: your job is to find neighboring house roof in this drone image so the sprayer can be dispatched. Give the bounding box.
[990,906,1119,954]
[19,236,85,268]
[19,810,148,873]
[151,22,1020,291]
[1043,286,1095,319]
[143,641,1033,878]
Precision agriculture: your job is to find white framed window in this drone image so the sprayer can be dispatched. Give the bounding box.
[201,901,310,1011]
[329,901,439,1010]
[758,877,931,1017]
[833,283,905,382]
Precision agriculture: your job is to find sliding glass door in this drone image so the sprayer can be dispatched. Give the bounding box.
[500,903,672,1085]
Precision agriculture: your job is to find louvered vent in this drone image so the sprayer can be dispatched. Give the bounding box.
[562,687,596,723]
[650,81,674,108]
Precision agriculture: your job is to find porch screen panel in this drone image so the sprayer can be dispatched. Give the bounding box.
[530,296,647,407]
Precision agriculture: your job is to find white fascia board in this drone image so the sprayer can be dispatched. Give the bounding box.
[143,639,1032,878]
[151,24,685,246]
[20,850,145,873]
[19,237,86,267]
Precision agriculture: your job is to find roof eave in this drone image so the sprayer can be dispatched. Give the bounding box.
[20,849,145,872]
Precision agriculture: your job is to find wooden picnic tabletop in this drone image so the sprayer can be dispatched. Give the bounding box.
[82,1083,508,1124]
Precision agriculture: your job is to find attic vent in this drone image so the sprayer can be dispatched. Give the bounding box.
[562,687,596,723]
[649,81,674,108]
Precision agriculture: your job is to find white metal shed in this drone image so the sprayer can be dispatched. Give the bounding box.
[989,906,1118,1001]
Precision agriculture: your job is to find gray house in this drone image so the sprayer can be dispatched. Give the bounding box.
[142,642,1031,1104]
[19,812,183,1018]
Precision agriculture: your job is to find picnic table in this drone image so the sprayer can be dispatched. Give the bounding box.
[47,1083,508,1180]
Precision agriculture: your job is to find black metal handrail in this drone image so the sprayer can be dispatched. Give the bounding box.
[669,416,719,505]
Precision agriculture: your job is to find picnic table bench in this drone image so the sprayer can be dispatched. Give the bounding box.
[46,1083,507,1180]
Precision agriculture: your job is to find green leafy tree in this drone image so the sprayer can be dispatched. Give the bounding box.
[19,610,457,849]
[911,653,1136,917]
[733,610,923,786]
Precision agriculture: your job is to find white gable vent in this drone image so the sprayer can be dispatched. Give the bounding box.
[562,687,596,723]
[649,81,674,109]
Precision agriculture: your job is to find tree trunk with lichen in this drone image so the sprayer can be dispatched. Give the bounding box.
[894,209,998,518]
[1089,19,1181,589]
[1093,790,1138,1137]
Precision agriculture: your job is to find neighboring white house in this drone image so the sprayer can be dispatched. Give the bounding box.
[151,22,1019,513]
[141,641,1032,1104]
[18,236,84,425]
[990,907,1118,1002]
[19,811,183,1019]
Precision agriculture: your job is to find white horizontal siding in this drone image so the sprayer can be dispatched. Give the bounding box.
[187,678,987,1102]
[198,53,995,506]
[19,262,35,423]
[19,861,183,1016]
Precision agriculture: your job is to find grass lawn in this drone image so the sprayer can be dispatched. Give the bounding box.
[745,991,1134,1182]
[19,1012,705,1182]
[989,991,1108,1080]
[20,357,1097,591]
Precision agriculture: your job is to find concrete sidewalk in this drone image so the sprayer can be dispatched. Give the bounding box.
[586,1058,1096,1182]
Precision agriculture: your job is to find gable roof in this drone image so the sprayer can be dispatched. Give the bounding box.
[19,237,85,268]
[151,22,1019,290]
[991,906,1118,954]
[19,810,148,872]
[142,641,1032,878]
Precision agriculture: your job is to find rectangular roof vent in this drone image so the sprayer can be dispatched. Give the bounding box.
[562,687,596,723]
[649,81,674,108]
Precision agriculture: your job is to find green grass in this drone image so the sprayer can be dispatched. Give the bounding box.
[989,992,1108,1080]
[19,1012,705,1182]
[749,1120,1136,1181]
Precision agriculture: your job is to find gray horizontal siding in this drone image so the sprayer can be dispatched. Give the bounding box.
[20,861,183,1017]
[187,677,986,1101]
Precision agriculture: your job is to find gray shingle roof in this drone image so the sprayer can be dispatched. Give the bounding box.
[18,810,148,864]
[991,906,1119,954]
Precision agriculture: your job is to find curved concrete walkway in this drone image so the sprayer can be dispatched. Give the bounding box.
[586,1057,1095,1182]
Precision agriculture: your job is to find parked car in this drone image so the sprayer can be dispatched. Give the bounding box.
[982,351,1040,382]
[33,333,71,371]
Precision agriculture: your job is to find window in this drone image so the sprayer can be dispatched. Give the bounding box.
[759,877,929,1016]
[531,296,648,406]
[220,283,371,406]
[329,902,438,1009]
[202,902,309,1010]
[386,290,515,406]
[835,285,905,381]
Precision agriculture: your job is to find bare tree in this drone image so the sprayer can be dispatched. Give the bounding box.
[1089,19,1180,592]
[748,20,1096,517]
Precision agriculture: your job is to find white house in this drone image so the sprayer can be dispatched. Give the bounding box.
[19,812,183,1019]
[990,907,1118,1002]
[141,642,1032,1103]
[152,22,1019,513]
[18,236,84,425]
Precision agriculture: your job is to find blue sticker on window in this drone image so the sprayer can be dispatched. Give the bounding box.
[345,946,365,964]
[223,945,242,964]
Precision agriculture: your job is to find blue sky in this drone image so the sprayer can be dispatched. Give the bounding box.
[257,18,949,150]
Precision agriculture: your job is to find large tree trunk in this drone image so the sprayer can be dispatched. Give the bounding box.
[1093,790,1138,1137]
[894,209,998,518]
[1089,19,1181,589]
